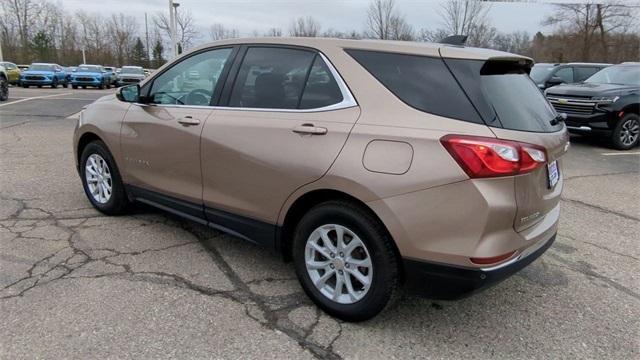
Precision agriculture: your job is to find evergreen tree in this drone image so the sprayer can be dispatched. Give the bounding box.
[31,31,55,62]
[131,37,147,67]
[152,40,165,68]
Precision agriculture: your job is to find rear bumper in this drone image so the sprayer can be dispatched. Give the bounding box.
[403,233,556,299]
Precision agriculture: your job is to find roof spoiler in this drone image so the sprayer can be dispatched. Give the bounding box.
[439,35,468,46]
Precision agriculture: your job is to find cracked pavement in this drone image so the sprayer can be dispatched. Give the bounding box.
[1,88,639,359]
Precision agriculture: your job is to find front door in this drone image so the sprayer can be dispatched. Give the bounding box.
[120,47,235,216]
[200,46,360,245]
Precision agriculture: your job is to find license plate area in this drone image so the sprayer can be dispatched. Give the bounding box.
[547,160,559,188]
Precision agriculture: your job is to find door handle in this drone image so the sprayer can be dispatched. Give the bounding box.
[292,123,327,135]
[177,116,200,126]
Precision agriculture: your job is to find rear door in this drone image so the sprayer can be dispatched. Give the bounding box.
[200,46,359,245]
[443,56,569,231]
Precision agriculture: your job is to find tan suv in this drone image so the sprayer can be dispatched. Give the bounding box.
[74,38,568,321]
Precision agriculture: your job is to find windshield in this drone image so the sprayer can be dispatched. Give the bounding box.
[28,64,55,71]
[529,65,555,83]
[585,65,640,86]
[121,67,144,75]
[78,65,101,72]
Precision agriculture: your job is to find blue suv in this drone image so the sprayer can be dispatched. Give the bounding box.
[70,65,111,89]
[20,63,69,88]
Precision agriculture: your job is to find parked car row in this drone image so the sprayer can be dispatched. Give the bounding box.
[0,61,151,89]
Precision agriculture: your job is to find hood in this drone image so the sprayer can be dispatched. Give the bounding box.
[22,70,56,76]
[73,71,103,77]
[546,82,639,98]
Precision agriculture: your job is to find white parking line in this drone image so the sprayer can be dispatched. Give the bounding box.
[0,92,73,108]
[601,152,640,156]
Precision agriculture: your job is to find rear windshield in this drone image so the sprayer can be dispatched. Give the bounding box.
[121,67,144,75]
[346,49,483,123]
[445,59,562,133]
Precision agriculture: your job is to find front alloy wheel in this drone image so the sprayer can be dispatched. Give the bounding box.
[85,154,112,204]
[305,224,373,304]
[612,114,640,150]
[80,140,130,215]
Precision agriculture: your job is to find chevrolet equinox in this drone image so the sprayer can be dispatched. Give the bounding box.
[74,38,569,321]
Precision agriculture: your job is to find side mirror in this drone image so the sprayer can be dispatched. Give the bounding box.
[116,84,140,103]
[547,76,564,86]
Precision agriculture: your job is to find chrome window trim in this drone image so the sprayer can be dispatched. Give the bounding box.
[139,51,358,113]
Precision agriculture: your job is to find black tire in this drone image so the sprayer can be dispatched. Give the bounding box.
[82,86,86,89]
[72,84,78,89]
[106,82,111,89]
[63,81,69,88]
[22,83,29,88]
[610,113,640,150]
[51,78,58,88]
[292,200,400,322]
[0,76,8,101]
[37,85,42,88]
[98,82,105,90]
[79,140,130,215]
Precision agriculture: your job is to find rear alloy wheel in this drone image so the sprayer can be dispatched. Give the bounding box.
[611,114,640,150]
[305,224,373,304]
[0,76,8,101]
[293,201,400,322]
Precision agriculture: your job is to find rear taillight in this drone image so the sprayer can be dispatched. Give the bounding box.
[440,135,547,178]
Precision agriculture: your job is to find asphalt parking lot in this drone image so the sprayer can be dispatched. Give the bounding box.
[1,87,638,359]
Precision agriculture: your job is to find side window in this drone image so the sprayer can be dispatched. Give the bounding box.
[228,47,315,109]
[553,67,574,83]
[346,49,482,123]
[575,67,598,82]
[299,56,344,109]
[150,48,232,106]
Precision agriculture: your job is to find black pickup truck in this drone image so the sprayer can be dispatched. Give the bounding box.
[545,63,640,150]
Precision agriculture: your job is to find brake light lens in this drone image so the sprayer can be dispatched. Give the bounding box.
[440,135,547,178]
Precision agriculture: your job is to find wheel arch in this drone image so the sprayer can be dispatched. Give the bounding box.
[76,132,105,166]
[620,102,639,116]
[278,188,404,279]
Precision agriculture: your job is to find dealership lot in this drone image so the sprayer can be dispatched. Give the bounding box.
[1,88,638,359]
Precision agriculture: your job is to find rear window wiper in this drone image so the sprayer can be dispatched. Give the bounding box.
[550,113,566,126]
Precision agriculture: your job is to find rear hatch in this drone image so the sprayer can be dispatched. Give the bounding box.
[441,51,569,231]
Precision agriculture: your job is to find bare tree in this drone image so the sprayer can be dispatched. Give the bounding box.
[365,0,413,40]
[322,29,362,39]
[544,1,635,62]
[153,9,199,50]
[107,14,138,66]
[438,0,495,46]
[264,28,283,37]
[289,16,321,37]
[209,23,239,41]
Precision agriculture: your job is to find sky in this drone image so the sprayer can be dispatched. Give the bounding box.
[60,0,566,42]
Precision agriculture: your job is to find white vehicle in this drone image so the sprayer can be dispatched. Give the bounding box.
[0,64,8,101]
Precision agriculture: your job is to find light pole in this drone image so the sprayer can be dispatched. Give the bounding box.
[169,0,180,60]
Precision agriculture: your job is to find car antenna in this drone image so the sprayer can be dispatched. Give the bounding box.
[439,35,468,46]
